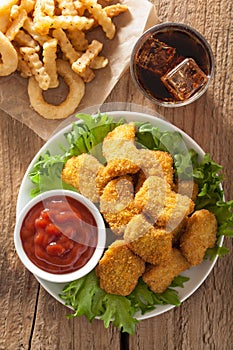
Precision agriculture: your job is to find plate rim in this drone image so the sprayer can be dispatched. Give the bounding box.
[16,110,221,320]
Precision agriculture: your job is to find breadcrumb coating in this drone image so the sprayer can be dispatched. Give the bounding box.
[134,175,194,230]
[61,153,103,202]
[96,240,145,296]
[100,176,139,235]
[180,209,217,265]
[173,180,199,201]
[124,214,173,265]
[96,158,140,195]
[138,149,174,187]
[142,248,190,293]
[102,123,137,161]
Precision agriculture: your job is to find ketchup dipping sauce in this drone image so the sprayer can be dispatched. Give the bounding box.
[14,190,106,283]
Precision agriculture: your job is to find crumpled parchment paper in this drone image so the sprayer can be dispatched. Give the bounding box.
[0,0,159,140]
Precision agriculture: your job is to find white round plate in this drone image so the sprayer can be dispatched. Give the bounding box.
[16,110,219,320]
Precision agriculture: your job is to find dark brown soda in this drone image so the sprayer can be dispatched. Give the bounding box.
[134,28,212,102]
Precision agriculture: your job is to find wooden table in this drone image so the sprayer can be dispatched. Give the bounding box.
[0,0,232,349]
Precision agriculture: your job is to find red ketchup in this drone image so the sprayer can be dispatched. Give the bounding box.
[20,195,98,274]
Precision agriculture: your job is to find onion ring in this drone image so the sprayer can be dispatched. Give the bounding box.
[28,59,85,119]
[0,31,18,76]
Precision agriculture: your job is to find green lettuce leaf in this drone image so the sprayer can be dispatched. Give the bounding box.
[60,270,138,335]
[29,113,123,197]
[60,272,187,335]
[65,112,124,162]
[28,113,232,334]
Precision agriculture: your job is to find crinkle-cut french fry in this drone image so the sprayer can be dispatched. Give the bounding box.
[52,28,80,64]
[79,66,95,83]
[79,0,115,39]
[72,39,103,74]
[20,0,36,14]
[10,0,36,19]
[34,0,45,20]
[66,28,88,51]
[0,31,18,76]
[73,0,85,16]
[14,29,40,51]
[90,55,108,69]
[40,0,55,16]
[104,4,128,18]
[20,46,50,90]
[57,0,77,15]
[16,49,32,78]
[23,17,51,45]
[5,8,27,41]
[43,38,59,88]
[10,4,20,19]
[0,11,10,33]
[34,14,95,34]
[0,0,19,15]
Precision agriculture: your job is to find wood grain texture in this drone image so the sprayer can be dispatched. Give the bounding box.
[0,0,232,349]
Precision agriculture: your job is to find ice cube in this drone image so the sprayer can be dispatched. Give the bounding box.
[161,58,208,100]
[136,37,177,76]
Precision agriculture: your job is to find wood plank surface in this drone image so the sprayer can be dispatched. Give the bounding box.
[0,0,232,349]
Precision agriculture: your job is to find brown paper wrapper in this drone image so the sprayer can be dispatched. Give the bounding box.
[0,0,159,140]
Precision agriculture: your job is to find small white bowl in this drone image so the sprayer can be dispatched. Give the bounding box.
[14,190,106,283]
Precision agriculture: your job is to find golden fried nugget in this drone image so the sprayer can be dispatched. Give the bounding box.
[138,149,174,187]
[102,123,138,161]
[180,209,217,266]
[96,240,145,296]
[96,158,140,196]
[142,248,190,293]
[170,217,188,245]
[134,170,146,193]
[100,176,139,236]
[134,175,168,223]
[173,180,199,201]
[124,214,173,265]
[62,153,104,203]
[134,176,194,230]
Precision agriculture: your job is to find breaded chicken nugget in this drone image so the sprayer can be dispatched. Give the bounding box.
[138,149,174,187]
[134,176,194,230]
[102,123,137,161]
[134,175,168,223]
[142,248,190,293]
[96,158,140,195]
[180,209,217,266]
[173,180,199,201]
[124,214,173,265]
[62,153,103,203]
[100,176,140,235]
[96,240,145,296]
